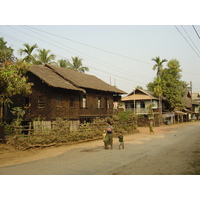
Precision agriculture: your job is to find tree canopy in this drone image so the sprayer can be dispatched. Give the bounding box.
[152,56,167,77]
[147,58,188,111]
[19,43,38,64]
[34,49,56,65]
[57,59,70,68]
[0,38,32,103]
[68,57,89,73]
[0,37,16,67]
[0,38,92,103]
[162,59,188,110]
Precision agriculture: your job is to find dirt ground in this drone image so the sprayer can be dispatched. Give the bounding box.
[0,122,199,174]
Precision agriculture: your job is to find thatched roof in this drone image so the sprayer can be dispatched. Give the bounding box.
[29,65,85,92]
[29,64,126,94]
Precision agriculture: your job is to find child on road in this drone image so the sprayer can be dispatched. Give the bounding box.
[102,131,107,149]
[118,132,124,150]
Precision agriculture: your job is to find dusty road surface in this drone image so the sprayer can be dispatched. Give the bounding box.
[0,122,200,175]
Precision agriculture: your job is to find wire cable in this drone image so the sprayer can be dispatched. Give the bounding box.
[192,25,200,39]
[8,25,151,82]
[20,25,149,80]
[2,27,150,87]
[174,25,200,58]
[24,25,152,65]
[181,25,200,54]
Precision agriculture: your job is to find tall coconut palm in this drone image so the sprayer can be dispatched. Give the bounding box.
[35,49,56,65]
[152,56,167,126]
[19,43,38,63]
[152,56,167,77]
[68,57,89,73]
[57,59,70,68]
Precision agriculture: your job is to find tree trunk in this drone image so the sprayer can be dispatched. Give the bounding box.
[159,96,162,126]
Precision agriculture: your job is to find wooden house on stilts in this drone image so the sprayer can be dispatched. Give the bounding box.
[4,64,126,131]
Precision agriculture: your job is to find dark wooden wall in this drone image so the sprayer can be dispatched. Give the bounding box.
[79,89,114,118]
[5,73,116,122]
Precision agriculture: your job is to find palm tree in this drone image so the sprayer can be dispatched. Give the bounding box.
[152,56,167,126]
[152,56,167,77]
[19,43,38,63]
[57,59,70,68]
[154,76,163,125]
[35,49,56,65]
[68,57,89,73]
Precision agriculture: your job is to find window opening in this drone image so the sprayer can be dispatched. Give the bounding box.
[82,95,87,108]
[107,97,110,109]
[24,97,30,109]
[38,96,45,108]
[140,101,145,108]
[97,97,101,109]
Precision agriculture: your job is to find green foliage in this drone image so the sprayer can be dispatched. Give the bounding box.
[146,81,155,92]
[148,58,189,111]
[68,56,89,73]
[153,76,163,97]
[5,114,139,149]
[147,103,155,118]
[11,107,25,124]
[152,56,168,77]
[112,111,137,133]
[11,107,25,135]
[34,49,56,65]
[161,59,188,110]
[57,59,70,68]
[0,38,33,103]
[19,43,38,63]
[0,61,33,103]
[0,37,16,66]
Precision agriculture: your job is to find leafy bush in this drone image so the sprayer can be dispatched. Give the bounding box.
[5,112,138,149]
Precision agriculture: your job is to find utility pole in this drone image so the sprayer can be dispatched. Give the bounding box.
[133,88,136,115]
[190,81,193,112]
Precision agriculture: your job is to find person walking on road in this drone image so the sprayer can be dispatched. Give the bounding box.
[104,122,114,149]
[149,119,154,134]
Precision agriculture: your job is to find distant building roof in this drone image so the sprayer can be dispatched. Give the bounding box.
[121,88,158,101]
[192,92,200,105]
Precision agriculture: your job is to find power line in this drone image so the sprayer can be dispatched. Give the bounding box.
[181,26,200,54]
[192,25,200,39]
[2,26,150,88]
[20,25,149,80]
[3,26,200,91]
[174,25,200,58]
[25,25,152,65]
[6,25,82,60]
[8,25,151,82]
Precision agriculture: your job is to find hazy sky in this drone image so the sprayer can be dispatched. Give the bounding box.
[1,1,200,95]
[1,25,200,94]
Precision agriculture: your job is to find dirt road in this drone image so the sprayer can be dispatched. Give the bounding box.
[0,122,200,175]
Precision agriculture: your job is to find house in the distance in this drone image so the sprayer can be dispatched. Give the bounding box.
[5,64,126,130]
[120,88,193,124]
[192,92,200,120]
[120,88,159,114]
